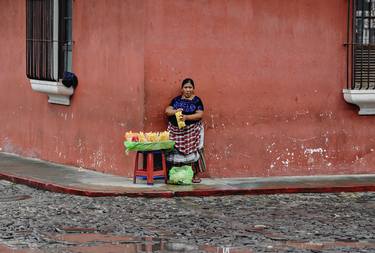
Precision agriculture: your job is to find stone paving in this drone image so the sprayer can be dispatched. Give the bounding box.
[0,180,374,253]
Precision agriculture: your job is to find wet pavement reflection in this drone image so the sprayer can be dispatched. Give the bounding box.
[0,233,254,253]
[51,233,254,253]
[1,233,375,252]
[0,245,40,253]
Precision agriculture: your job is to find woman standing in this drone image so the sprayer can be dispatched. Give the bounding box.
[165,78,206,183]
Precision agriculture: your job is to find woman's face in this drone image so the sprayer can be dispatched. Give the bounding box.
[181,83,194,98]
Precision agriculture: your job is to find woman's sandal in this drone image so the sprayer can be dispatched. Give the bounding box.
[192,177,201,183]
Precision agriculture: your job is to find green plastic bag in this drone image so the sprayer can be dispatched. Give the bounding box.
[124,141,175,152]
[168,165,194,185]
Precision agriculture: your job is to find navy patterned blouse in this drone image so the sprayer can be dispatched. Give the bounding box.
[168,95,204,126]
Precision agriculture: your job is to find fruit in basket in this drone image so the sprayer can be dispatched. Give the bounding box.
[138,132,147,142]
[131,135,139,142]
[146,132,158,142]
[159,131,170,141]
[125,131,134,141]
[125,130,170,142]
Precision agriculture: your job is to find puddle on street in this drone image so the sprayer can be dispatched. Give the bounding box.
[51,233,254,253]
[0,245,40,253]
[1,233,375,252]
[279,240,375,250]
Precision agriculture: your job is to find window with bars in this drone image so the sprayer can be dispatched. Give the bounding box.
[343,0,375,115]
[26,0,72,82]
[349,0,375,89]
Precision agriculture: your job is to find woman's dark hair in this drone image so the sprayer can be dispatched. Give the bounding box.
[181,78,195,88]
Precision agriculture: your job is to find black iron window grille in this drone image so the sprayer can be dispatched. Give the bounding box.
[26,0,72,82]
[346,0,375,89]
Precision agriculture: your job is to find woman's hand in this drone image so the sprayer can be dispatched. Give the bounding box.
[180,113,187,121]
[165,106,183,116]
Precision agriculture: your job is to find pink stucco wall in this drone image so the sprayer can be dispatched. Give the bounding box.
[0,0,145,176]
[0,0,374,178]
[144,0,366,177]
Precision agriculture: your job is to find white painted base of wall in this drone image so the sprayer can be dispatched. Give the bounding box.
[343,89,375,115]
[30,79,74,106]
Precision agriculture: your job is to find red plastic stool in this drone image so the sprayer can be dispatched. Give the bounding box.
[133,150,167,185]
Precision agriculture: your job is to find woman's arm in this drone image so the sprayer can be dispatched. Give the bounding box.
[165,106,182,116]
[183,110,203,121]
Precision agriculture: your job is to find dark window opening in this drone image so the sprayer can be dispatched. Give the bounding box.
[26,0,72,82]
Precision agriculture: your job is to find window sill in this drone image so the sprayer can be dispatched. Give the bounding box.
[343,88,375,115]
[30,79,74,105]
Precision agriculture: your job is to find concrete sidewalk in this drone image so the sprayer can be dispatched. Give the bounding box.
[0,152,374,198]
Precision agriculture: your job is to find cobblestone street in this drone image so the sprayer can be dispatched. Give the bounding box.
[0,180,374,253]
